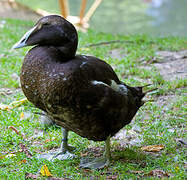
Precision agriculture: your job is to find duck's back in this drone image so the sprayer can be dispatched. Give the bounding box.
[21,46,140,141]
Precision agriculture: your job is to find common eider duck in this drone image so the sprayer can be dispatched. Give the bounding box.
[12,15,152,169]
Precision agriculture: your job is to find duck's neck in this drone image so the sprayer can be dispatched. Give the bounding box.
[56,40,78,59]
[58,28,78,59]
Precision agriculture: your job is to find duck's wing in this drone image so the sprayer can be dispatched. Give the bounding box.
[73,56,135,137]
[75,55,121,84]
[72,76,133,141]
[48,54,131,114]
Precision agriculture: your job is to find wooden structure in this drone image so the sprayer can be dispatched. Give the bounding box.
[58,0,103,32]
[5,0,102,32]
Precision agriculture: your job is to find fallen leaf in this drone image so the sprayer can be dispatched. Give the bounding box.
[40,164,52,177]
[25,173,40,179]
[141,145,164,152]
[146,169,170,178]
[45,139,51,143]
[20,112,24,120]
[19,159,27,164]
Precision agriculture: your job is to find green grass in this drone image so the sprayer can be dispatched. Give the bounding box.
[0,18,187,179]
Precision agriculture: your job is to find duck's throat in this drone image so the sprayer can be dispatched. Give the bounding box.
[57,41,78,59]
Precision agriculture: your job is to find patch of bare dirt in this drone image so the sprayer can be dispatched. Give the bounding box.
[114,124,143,147]
[155,94,176,108]
[108,49,126,60]
[154,50,187,81]
[109,49,187,82]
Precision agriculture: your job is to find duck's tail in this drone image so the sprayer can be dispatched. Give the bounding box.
[137,84,157,96]
[126,84,157,106]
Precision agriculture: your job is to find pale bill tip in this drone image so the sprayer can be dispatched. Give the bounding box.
[11,41,26,50]
[11,26,37,50]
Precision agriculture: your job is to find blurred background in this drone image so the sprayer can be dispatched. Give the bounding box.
[0,0,186,36]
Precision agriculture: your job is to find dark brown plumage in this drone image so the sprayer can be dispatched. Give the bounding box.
[13,15,147,169]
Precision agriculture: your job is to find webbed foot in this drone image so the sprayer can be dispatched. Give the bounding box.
[37,149,76,161]
[37,128,76,161]
[52,150,76,160]
[79,136,111,169]
[80,156,109,169]
[51,143,76,161]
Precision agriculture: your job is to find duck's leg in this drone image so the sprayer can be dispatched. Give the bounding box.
[79,136,111,169]
[52,128,76,160]
[37,128,76,161]
[59,128,71,152]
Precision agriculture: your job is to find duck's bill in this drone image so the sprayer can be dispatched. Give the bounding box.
[12,26,37,49]
[144,88,158,94]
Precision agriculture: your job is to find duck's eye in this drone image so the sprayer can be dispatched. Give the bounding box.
[43,22,50,26]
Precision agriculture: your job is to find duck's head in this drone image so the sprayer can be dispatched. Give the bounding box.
[12,15,78,58]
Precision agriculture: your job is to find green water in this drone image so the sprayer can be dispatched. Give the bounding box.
[15,0,187,36]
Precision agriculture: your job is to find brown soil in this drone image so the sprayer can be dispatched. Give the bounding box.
[154,50,187,81]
